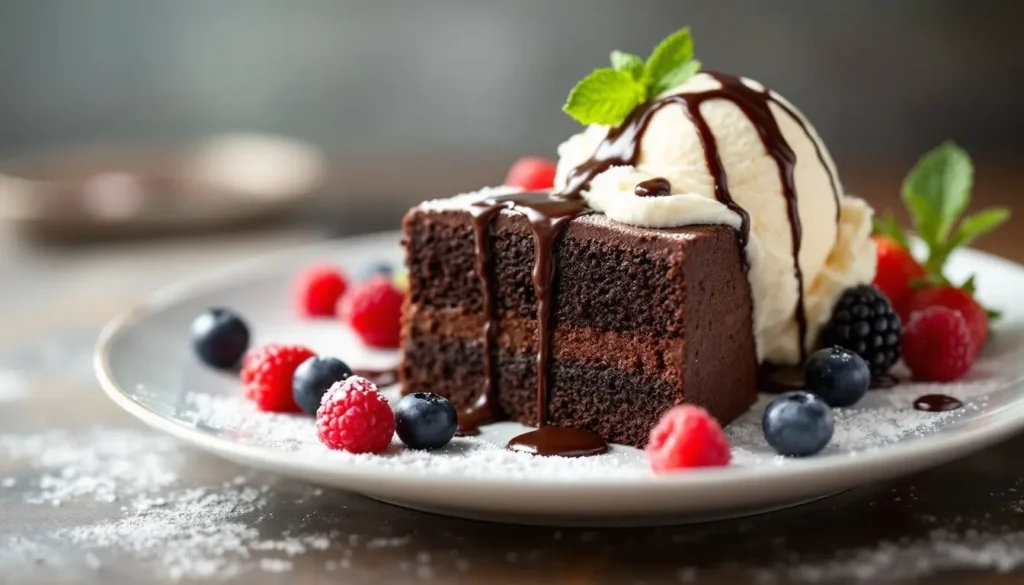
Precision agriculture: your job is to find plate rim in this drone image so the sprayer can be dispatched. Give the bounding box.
[94,234,1024,497]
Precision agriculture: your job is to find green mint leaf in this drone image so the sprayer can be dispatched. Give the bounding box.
[901,141,973,247]
[646,28,695,95]
[610,50,645,81]
[650,59,702,96]
[872,210,910,250]
[987,308,1003,321]
[562,68,648,126]
[961,275,977,295]
[949,207,1010,249]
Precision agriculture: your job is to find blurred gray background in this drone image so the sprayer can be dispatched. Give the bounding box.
[2,0,1022,160]
[0,0,1021,236]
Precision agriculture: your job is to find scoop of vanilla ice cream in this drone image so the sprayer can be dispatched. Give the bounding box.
[555,72,876,365]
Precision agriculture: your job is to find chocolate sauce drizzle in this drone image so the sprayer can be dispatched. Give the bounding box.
[455,71,841,455]
[457,191,608,456]
[913,394,963,413]
[634,177,672,197]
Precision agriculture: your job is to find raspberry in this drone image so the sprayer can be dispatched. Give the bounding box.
[293,264,348,317]
[872,236,926,319]
[504,156,557,191]
[316,376,395,454]
[240,344,316,412]
[340,275,404,348]
[902,307,974,382]
[906,286,988,357]
[646,405,731,472]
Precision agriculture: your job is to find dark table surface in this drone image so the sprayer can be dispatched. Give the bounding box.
[2,166,1024,584]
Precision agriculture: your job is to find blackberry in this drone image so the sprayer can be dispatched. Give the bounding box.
[820,285,901,375]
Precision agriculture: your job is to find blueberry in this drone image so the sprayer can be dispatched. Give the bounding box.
[804,346,870,407]
[292,356,353,415]
[361,262,393,281]
[190,308,250,369]
[394,392,458,450]
[762,392,834,457]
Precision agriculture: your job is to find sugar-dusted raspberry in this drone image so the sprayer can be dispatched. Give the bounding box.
[906,286,988,357]
[316,376,395,454]
[340,275,404,348]
[902,306,974,382]
[293,264,348,318]
[646,405,731,472]
[240,343,316,412]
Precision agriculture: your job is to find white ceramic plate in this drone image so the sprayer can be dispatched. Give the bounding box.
[95,231,1024,526]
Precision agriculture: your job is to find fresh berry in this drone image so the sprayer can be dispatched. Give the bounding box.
[804,346,870,408]
[316,376,395,454]
[360,262,393,281]
[762,392,834,457]
[293,264,348,318]
[340,275,404,348]
[292,356,353,415]
[646,405,731,472]
[190,308,250,369]
[902,307,974,382]
[820,285,902,375]
[504,156,557,191]
[906,286,988,357]
[240,344,316,412]
[872,236,926,318]
[394,393,458,450]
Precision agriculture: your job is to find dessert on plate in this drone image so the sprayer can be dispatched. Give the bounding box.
[399,28,876,455]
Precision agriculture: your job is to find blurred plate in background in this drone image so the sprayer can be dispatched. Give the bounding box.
[0,133,328,241]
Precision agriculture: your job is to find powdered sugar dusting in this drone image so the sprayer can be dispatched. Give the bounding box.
[176,368,1015,478]
[0,429,180,506]
[181,391,650,480]
[0,427,417,581]
[415,185,518,212]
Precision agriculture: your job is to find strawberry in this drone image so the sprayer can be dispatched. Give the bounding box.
[906,285,988,357]
[872,235,925,318]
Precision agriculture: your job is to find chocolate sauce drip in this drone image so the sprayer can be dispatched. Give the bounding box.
[702,73,807,361]
[768,98,842,224]
[353,367,398,387]
[507,426,610,457]
[456,203,509,435]
[459,191,607,456]
[913,394,963,412]
[634,177,672,197]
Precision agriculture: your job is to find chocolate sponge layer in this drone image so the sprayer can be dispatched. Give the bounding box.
[400,205,758,447]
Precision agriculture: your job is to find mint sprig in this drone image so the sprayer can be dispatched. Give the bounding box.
[562,69,648,127]
[563,28,702,126]
[874,141,1010,318]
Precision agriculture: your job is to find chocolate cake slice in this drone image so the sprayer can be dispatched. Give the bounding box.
[399,189,758,450]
